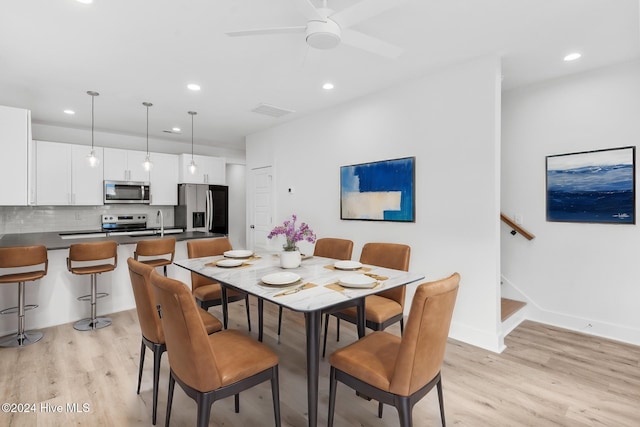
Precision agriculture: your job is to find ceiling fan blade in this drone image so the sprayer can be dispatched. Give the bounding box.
[226,26,306,37]
[284,0,325,21]
[330,0,407,29]
[341,29,403,59]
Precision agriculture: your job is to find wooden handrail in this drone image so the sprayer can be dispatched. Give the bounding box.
[500,213,535,240]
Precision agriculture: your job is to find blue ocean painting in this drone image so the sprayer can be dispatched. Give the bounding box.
[546,147,635,224]
[341,157,415,221]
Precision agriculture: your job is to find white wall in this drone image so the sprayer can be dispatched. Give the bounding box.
[247,55,504,352]
[501,60,640,346]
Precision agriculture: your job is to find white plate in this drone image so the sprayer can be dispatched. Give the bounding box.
[334,260,362,270]
[224,249,254,259]
[261,272,301,286]
[339,274,377,289]
[216,259,244,268]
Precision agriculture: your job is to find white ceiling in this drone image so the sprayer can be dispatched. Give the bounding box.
[1,0,638,151]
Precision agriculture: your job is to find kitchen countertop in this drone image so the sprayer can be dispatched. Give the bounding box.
[0,230,226,250]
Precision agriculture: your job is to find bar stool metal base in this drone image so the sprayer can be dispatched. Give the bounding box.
[0,330,44,347]
[74,317,112,331]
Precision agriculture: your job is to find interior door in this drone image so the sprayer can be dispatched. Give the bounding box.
[248,166,273,252]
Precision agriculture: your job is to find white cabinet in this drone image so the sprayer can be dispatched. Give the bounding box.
[104,148,149,182]
[35,141,104,206]
[149,152,178,205]
[0,105,31,206]
[178,154,225,184]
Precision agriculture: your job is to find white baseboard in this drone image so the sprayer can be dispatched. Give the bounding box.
[501,274,640,347]
[449,321,505,353]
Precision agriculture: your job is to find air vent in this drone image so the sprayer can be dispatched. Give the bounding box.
[251,103,295,118]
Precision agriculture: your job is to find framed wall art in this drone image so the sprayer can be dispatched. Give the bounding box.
[546,146,635,224]
[340,156,415,222]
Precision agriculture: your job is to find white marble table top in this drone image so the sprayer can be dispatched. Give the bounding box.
[174,254,424,312]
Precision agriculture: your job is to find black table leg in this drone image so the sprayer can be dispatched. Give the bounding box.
[304,311,321,427]
[258,298,264,342]
[355,298,365,338]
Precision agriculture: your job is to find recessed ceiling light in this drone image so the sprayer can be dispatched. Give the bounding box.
[187,83,201,91]
[63,109,75,115]
[564,52,582,62]
[172,127,181,132]
[76,0,93,4]
[322,82,334,90]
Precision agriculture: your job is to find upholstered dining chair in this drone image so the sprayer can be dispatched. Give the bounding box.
[328,273,460,427]
[134,237,176,277]
[127,258,223,425]
[149,270,281,427]
[276,238,354,339]
[187,238,251,330]
[322,242,411,357]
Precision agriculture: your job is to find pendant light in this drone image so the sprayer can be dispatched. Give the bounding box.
[86,91,100,167]
[188,111,197,174]
[142,102,153,171]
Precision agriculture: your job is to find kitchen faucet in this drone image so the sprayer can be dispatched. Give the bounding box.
[156,210,164,237]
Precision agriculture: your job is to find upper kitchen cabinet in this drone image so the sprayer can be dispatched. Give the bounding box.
[149,152,178,205]
[35,141,104,206]
[0,105,31,206]
[104,147,149,182]
[178,154,226,185]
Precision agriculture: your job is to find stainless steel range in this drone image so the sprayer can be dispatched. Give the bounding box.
[101,214,148,235]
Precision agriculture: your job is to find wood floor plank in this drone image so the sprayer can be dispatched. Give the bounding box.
[1,298,638,426]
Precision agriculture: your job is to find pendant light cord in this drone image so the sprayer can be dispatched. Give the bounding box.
[91,94,95,150]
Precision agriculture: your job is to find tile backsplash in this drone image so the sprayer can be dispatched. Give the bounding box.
[0,205,175,234]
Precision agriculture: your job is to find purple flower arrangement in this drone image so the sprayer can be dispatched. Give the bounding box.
[268,214,316,251]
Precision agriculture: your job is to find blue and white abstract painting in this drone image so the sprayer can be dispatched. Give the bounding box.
[341,157,415,222]
[546,146,635,224]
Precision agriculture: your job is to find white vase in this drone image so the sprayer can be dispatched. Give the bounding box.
[280,250,301,269]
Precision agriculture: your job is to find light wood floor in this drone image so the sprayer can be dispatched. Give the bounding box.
[1,299,639,426]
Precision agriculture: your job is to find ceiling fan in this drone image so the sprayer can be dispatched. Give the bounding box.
[226,0,406,59]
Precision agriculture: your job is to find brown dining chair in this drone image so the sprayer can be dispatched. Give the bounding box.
[323,242,411,357]
[0,245,48,347]
[134,237,176,276]
[187,238,251,330]
[67,240,118,331]
[276,238,354,339]
[328,273,460,427]
[149,269,281,427]
[127,258,223,425]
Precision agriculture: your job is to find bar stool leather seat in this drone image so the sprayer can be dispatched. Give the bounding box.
[0,245,48,347]
[67,241,118,331]
[134,237,175,277]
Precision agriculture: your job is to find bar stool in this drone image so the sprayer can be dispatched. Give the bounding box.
[67,241,118,331]
[0,245,48,347]
[134,237,175,277]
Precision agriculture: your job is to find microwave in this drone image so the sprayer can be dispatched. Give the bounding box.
[104,180,150,204]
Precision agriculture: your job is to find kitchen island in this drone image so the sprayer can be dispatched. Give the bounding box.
[0,230,225,337]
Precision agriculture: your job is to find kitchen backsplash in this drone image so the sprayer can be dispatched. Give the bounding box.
[0,205,175,234]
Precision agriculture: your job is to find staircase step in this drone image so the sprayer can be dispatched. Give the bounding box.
[501,298,526,322]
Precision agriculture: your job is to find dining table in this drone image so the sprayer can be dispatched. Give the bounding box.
[174,252,424,427]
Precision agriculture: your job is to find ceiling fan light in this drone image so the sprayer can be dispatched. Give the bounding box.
[306,20,341,49]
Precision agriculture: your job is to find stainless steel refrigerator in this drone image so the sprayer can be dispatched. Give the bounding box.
[175,184,229,234]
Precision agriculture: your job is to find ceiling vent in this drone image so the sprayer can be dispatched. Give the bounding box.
[251,103,295,118]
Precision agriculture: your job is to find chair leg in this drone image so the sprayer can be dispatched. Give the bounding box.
[336,317,340,342]
[195,393,213,427]
[162,265,168,277]
[277,306,283,338]
[235,394,240,413]
[396,396,412,427]
[437,377,446,427]
[400,317,404,335]
[165,374,175,427]
[322,313,330,358]
[271,366,281,427]
[137,340,146,394]
[152,344,163,426]
[378,401,383,418]
[244,294,251,332]
[328,367,337,427]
